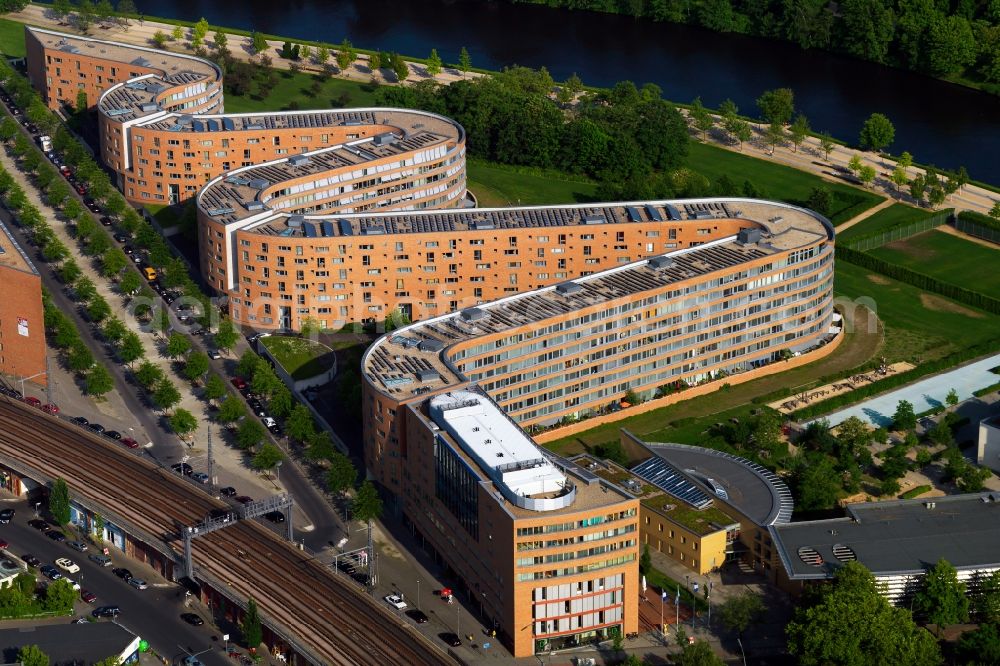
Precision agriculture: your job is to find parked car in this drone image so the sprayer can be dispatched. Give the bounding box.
[112,567,132,582]
[0,508,14,524]
[230,377,248,390]
[81,590,97,604]
[46,530,66,543]
[407,609,429,624]
[23,396,40,408]
[89,554,112,567]
[40,565,61,580]
[0,540,8,550]
[55,558,79,573]
[92,605,120,618]
[74,183,87,195]
[384,594,407,610]
[191,472,209,484]
[128,578,148,590]
[83,198,101,213]
[171,463,193,476]
[86,423,106,434]
[440,633,462,647]
[219,486,237,497]
[235,495,253,505]
[72,416,89,426]
[68,541,88,553]
[120,437,140,449]
[180,612,204,626]
[41,403,59,414]
[264,511,285,524]
[22,554,40,567]
[208,349,222,360]
[104,431,122,441]
[28,519,49,531]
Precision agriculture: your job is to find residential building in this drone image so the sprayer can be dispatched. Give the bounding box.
[0,218,45,388]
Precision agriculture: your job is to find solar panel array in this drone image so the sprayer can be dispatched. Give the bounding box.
[631,456,714,509]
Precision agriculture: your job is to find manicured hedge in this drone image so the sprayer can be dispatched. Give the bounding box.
[957,210,1000,233]
[836,245,1000,315]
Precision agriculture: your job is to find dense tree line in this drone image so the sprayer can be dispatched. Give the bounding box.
[507,0,1000,87]
[375,68,690,199]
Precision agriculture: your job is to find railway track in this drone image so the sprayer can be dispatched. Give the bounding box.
[0,397,449,666]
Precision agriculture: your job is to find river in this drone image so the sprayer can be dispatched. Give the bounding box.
[136,0,1000,184]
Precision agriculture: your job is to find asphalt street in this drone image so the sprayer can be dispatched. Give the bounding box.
[0,498,232,665]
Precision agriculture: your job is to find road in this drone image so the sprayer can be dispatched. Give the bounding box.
[0,498,229,665]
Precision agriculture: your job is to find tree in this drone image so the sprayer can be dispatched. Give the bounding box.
[765,121,785,153]
[170,409,197,437]
[788,114,810,152]
[101,248,127,278]
[639,543,651,575]
[52,0,72,22]
[974,569,1000,623]
[170,25,182,42]
[391,53,409,82]
[119,271,141,296]
[236,350,262,379]
[76,0,95,32]
[16,644,48,666]
[216,395,244,424]
[269,384,293,418]
[673,630,724,666]
[236,418,265,450]
[890,166,909,195]
[192,17,209,42]
[212,30,227,51]
[926,15,977,77]
[335,39,356,72]
[165,332,191,359]
[182,351,209,382]
[152,378,181,412]
[241,597,263,650]
[203,374,226,402]
[425,48,442,77]
[67,341,95,374]
[286,404,314,443]
[316,45,330,65]
[458,46,471,78]
[858,165,876,188]
[955,623,1000,666]
[859,113,895,153]
[353,480,383,523]
[787,562,941,666]
[118,331,143,366]
[95,0,113,25]
[250,364,282,399]
[893,400,917,431]
[756,87,794,126]
[910,174,927,203]
[85,364,114,397]
[251,31,268,55]
[913,558,969,627]
[807,186,833,216]
[819,134,835,161]
[728,118,752,151]
[897,151,913,170]
[790,453,841,511]
[252,442,283,472]
[989,201,1000,220]
[945,388,959,407]
[690,97,714,141]
[306,430,335,462]
[42,579,76,612]
[50,478,71,525]
[718,590,765,637]
[848,154,863,176]
[212,318,238,353]
[75,89,88,115]
[299,44,311,61]
[116,0,137,20]
[840,0,894,64]
[134,360,163,388]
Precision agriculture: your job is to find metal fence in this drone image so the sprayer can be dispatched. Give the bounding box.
[954,218,1000,245]
[844,212,951,252]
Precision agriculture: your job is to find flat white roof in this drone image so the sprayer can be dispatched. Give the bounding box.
[429,391,568,503]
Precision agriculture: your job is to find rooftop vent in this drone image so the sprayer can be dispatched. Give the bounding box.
[460,307,487,323]
[138,102,158,113]
[582,214,606,225]
[797,546,824,567]
[288,154,310,167]
[130,56,151,67]
[417,339,445,353]
[372,132,396,146]
[362,224,385,236]
[287,215,304,229]
[737,228,763,245]
[555,281,583,296]
[105,108,131,117]
[225,175,250,186]
[416,369,440,383]
[470,220,495,231]
[831,544,857,563]
[247,178,270,190]
[206,206,235,217]
[648,256,675,270]
[177,115,193,126]
[243,201,264,212]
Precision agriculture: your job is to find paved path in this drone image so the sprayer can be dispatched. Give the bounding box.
[810,352,1000,428]
[936,222,1000,250]
[835,196,896,233]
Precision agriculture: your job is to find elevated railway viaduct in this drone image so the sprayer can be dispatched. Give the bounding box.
[0,396,450,666]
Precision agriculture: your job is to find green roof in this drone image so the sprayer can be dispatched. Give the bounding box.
[641,497,738,536]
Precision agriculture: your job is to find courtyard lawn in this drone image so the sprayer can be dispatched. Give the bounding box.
[222,70,381,114]
[685,142,884,225]
[837,203,936,242]
[833,259,1000,365]
[869,228,1000,297]
[467,162,599,207]
[260,335,335,381]
[0,19,25,58]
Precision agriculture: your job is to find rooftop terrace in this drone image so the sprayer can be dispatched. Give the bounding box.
[771,493,1000,579]
[362,198,832,402]
[0,218,37,275]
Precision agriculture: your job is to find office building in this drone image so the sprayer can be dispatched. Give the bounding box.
[0,218,45,388]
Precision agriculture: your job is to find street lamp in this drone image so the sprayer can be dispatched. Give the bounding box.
[706,580,713,627]
[416,579,420,611]
[17,371,47,399]
[737,637,747,666]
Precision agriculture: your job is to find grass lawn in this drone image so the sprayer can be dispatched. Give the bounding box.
[0,18,25,58]
[223,70,381,114]
[467,162,599,207]
[686,142,884,225]
[261,335,335,380]
[833,259,1000,364]
[145,203,179,228]
[837,202,935,242]
[869,228,1000,296]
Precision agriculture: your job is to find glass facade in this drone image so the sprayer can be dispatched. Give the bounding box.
[434,435,479,540]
